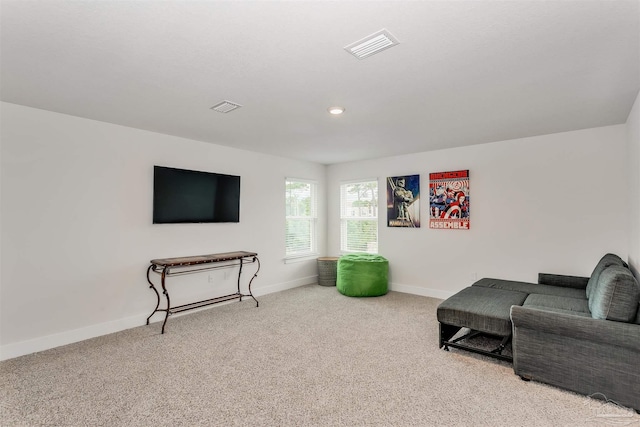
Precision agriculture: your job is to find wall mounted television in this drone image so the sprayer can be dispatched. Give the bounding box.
[153,166,240,224]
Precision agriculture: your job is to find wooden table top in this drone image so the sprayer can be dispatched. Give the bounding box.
[150,251,258,267]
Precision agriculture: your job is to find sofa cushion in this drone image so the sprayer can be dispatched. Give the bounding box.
[473,278,586,299]
[513,305,592,318]
[523,294,590,314]
[537,273,589,289]
[589,266,640,322]
[437,286,528,336]
[586,253,627,300]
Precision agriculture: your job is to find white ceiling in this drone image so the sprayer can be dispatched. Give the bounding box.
[2,0,639,165]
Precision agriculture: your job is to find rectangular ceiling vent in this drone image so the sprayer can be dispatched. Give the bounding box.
[210,100,242,113]
[344,29,399,60]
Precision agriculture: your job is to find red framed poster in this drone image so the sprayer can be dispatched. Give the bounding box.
[429,170,470,230]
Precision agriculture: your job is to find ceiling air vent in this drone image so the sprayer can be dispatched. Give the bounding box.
[344,29,399,60]
[210,100,242,113]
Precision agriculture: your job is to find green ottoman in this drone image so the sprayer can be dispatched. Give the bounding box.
[337,254,389,297]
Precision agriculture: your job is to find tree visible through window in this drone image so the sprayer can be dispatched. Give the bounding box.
[340,180,378,253]
[285,179,317,258]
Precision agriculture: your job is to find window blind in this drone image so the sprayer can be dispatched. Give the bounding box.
[340,180,378,253]
[285,179,317,258]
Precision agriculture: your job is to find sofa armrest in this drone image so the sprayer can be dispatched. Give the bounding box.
[511,305,640,411]
[511,305,640,352]
[537,273,589,289]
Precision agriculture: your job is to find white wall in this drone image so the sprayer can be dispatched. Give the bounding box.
[627,90,640,278]
[2,100,635,360]
[328,125,629,299]
[0,102,326,360]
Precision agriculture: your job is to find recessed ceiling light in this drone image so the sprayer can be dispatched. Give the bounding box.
[344,28,399,60]
[210,100,242,113]
[328,106,345,115]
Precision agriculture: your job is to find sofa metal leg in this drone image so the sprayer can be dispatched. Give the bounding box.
[439,323,461,349]
[491,335,511,355]
[438,323,513,362]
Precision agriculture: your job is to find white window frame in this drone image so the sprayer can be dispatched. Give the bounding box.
[285,178,318,262]
[340,178,379,254]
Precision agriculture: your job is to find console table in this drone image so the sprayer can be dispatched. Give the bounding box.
[145,251,260,334]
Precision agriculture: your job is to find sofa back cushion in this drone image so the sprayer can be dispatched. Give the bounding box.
[589,265,640,322]
[586,253,627,300]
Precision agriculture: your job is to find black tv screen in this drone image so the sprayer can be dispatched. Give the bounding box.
[153,166,240,224]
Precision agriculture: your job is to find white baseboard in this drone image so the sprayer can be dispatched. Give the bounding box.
[0,275,319,361]
[252,275,317,297]
[389,282,455,300]
[0,314,147,361]
[1,277,451,361]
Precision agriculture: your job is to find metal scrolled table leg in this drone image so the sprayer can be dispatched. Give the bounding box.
[146,265,161,325]
[247,256,260,307]
[160,267,171,334]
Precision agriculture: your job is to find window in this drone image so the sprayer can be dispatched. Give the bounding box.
[340,179,378,253]
[285,179,318,259]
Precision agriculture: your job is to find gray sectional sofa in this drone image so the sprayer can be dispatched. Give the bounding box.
[437,253,640,411]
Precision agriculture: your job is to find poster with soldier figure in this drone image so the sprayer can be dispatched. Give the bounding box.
[429,170,470,230]
[387,175,420,228]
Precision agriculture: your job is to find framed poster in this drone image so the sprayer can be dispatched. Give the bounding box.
[387,174,420,228]
[429,170,469,230]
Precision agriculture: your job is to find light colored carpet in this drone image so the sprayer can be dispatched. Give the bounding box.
[1,285,638,426]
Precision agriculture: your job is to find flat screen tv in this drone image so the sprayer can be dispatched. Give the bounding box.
[153,166,240,224]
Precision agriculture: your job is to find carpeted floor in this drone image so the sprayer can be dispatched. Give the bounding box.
[1,284,638,426]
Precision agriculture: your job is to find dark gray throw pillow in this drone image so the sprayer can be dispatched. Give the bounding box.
[590,265,640,322]
[586,253,626,300]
